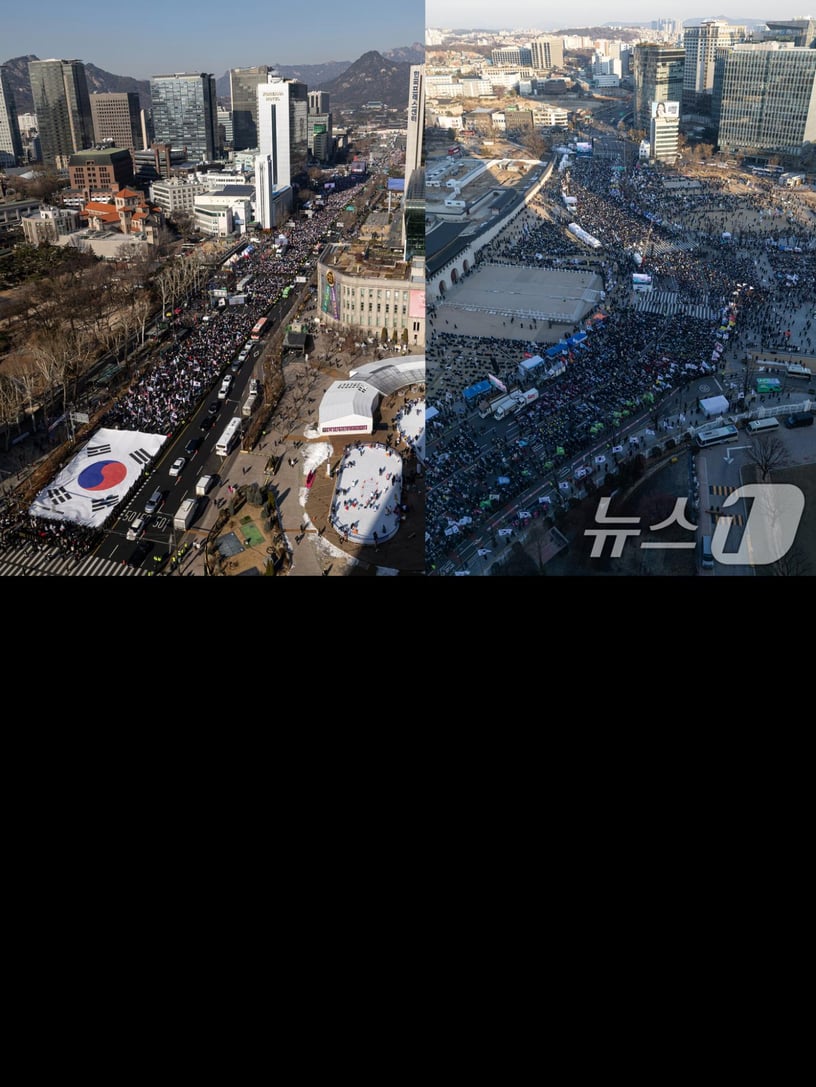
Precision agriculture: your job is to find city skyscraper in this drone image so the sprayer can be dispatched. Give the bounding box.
[149,73,218,163]
[257,76,308,188]
[714,42,816,161]
[403,64,425,261]
[530,36,564,72]
[28,58,94,168]
[307,90,330,114]
[404,64,424,183]
[683,20,745,113]
[89,91,142,151]
[0,65,24,168]
[230,65,272,151]
[633,43,685,132]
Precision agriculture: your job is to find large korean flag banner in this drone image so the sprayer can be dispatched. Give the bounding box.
[28,428,168,528]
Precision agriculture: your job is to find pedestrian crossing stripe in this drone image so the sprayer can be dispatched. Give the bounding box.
[710,484,737,495]
[712,512,745,526]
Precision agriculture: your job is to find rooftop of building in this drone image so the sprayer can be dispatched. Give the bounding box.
[322,242,412,281]
[69,147,133,164]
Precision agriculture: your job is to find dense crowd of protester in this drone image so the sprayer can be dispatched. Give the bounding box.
[426,154,816,570]
[1,177,369,559]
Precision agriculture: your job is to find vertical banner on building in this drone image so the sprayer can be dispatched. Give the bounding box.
[321,269,339,319]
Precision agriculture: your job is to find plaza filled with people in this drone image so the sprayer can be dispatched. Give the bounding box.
[426,152,816,572]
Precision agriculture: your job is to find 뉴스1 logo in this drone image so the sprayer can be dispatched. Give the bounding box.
[712,484,804,565]
[584,485,804,566]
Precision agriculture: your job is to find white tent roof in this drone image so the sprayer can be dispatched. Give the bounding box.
[319,380,380,432]
[700,395,729,416]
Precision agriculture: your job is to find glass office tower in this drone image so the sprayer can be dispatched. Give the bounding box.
[149,73,218,163]
[28,58,94,167]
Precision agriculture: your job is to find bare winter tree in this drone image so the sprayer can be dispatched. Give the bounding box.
[768,544,812,577]
[0,374,28,438]
[747,434,787,480]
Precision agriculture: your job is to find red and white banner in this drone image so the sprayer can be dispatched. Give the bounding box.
[487,374,507,394]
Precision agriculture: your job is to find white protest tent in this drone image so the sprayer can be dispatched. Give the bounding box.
[699,395,729,417]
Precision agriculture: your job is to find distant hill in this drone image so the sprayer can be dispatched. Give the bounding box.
[1,54,151,115]
[3,45,423,119]
[315,50,414,110]
[382,43,425,65]
[214,44,424,104]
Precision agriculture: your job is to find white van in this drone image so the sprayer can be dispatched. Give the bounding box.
[746,416,779,434]
[195,474,215,496]
[218,375,232,400]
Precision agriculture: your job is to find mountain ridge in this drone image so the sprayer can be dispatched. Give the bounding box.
[3,43,424,117]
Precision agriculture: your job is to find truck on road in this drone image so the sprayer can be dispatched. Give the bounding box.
[173,496,199,531]
[492,387,540,420]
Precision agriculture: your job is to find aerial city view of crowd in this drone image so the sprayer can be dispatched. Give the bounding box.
[425,150,816,571]
[0,175,369,562]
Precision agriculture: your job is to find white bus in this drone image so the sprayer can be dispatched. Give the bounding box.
[696,424,739,448]
[215,416,242,457]
[747,416,779,434]
[786,364,812,379]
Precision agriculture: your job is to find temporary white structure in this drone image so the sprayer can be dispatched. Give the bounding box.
[699,395,729,417]
[318,380,380,435]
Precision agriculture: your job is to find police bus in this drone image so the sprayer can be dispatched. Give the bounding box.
[215,416,242,457]
[696,424,739,448]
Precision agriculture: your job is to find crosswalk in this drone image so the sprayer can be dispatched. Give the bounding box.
[708,486,745,525]
[0,542,147,576]
[632,291,718,321]
[711,511,745,526]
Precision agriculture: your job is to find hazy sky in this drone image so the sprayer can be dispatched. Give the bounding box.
[427,3,787,29]
[2,1,425,80]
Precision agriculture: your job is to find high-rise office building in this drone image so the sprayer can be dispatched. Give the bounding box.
[404,64,424,183]
[0,65,24,167]
[530,36,564,72]
[308,113,333,162]
[217,107,233,148]
[713,42,816,161]
[254,154,292,228]
[633,43,685,132]
[90,91,142,151]
[683,21,745,112]
[491,47,532,68]
[758,18,816,48]
[257,76,308,188]
[28,58,94,167]
[649,100,680,162]
[308,90,330,114]
[403,64,425,262]
[149,73,218,163]
[230,65,273,151]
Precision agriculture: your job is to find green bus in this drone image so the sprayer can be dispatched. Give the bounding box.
[756,376,782,393]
